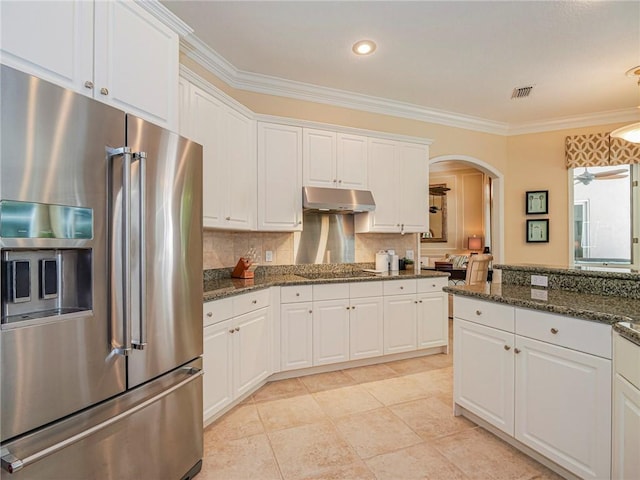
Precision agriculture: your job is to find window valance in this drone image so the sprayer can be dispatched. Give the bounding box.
[565,133,640,168]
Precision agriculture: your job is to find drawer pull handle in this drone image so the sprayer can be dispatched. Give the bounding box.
[475,310,482,316]
[206,312,213,317]
[550,328,558,334]
[504,345,511,351]
[252,300,257,304]
[514,348,521,354]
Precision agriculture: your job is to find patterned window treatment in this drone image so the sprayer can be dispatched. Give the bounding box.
[565,133,640,168]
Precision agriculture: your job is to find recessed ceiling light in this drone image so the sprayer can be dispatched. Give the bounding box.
[352,40,376,56]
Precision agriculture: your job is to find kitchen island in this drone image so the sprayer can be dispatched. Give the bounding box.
[445,264,640,480]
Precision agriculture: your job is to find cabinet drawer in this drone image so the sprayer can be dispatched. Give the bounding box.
[350,281,383,298]
[417,277,448,293]
[614,333,640,387]
[313,283,349,301]
[383,279,416,296]
[281,285,313,303]
[233,289,270,317]
[454,296,514,332]
[516,308,611,359]
[203,297,233,327]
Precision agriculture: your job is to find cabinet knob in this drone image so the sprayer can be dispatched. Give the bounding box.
[550,328,558,334]
[352,305,356,309]
[308,310,313,314]
[206,312,213,317]
[100,87,109,96]
[229,329,234,334]
[400,286,404,290]
[333,179,337,183]
[419,300,423,303]
[514,348,521,354]
[235,327,240,332]
[475,310,482,316]
[225,216,231,221]
[84,80,94,90]
[346,306,350,310]
[296,293,300,297]
[414,300,418,304]
[432,284,436,288]
[338,179,342,184]
[297,220,302,225]
[252,299,257,304]
[504,345,511,351]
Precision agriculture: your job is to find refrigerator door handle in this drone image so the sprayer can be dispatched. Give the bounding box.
[132,152,147,350]
[108,146,133,356]
[0,366,203,474]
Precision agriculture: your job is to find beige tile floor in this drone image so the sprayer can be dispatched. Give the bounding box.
[200,339,563,480]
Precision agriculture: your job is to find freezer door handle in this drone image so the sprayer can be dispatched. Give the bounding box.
[0,366,203,474]
[132,151,147,350]
[109,146,133,356]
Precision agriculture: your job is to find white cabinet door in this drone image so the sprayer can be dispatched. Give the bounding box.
[222,108,256,230]
[94,1,178,129]
[303,128,336,188]
[189,85,224,227]
[203,320,233,422]
[613,373,640,480]
[313,299,350,365]
[280,302,313,371]
[233,308,270,398]
[383,294,417,354]
[177,77,191,138]
[337,133,368,189]
[364,138,400,232]
[349,297,384,360]
[257,123,303,231]
[453,318,515,435]
[514,336,611,480]
[398,142,429,233]
[417,292,447,349]
[0,1,93,92]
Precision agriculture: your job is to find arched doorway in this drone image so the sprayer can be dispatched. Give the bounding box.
[428,155,504,264]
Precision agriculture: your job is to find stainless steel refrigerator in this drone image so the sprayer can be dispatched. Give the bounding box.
[0,65,203,479]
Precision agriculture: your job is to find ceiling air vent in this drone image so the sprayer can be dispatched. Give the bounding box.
[511,85,534,99]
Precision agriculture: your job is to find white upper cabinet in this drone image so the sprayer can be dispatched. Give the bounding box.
[1,0,180,130]
[356,138,429,234]
[182,80,256,230]
[257,122,303,231]
[303,128,367,189]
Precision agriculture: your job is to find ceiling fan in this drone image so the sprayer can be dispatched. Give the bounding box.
[573,167,628,185]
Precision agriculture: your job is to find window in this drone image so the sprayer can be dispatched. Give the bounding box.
[571,164,639,268]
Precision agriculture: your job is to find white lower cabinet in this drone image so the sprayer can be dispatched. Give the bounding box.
[280,302,313,371]
[417,292,448,349]
[453,296,612,480]
[383,294,418,354]
[203,293,271,424]
[453,318,514,435]
[612,333,640,480]
[349,296,384,360]
[313,298,350,366]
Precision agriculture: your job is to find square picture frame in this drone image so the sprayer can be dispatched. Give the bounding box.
[526,190,548,215]
[527,219,549,243]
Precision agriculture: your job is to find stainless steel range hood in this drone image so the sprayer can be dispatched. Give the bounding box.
[302,186,375,213]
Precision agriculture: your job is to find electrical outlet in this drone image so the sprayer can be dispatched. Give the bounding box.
[405,250,414,260]
[265,250,273,262]
[530,288,548,301]
[531,275,548,287]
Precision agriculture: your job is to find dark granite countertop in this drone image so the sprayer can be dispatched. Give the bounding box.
[495,263,640,279]
[204,270,449,302]
[444,283,640,346]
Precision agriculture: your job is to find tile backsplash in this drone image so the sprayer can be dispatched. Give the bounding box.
[203,229,418,269]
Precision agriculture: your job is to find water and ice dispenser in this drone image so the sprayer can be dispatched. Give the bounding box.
[0,201,93,325]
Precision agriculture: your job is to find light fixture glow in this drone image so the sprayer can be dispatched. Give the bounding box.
[610,122,640,144]
[611,66,640,143]
[352,40,376,56]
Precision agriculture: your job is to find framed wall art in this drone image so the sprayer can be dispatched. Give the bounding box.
[526,219,549,243]
[526,190,548,215]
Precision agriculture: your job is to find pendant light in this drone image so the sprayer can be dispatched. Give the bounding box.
[610,66,640,144]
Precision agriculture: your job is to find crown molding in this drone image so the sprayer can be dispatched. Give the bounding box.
[136,0,194,37]
[180,35,640,137]
[507,108,640,135]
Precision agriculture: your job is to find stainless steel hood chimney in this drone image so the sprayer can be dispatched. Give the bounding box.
[302,186,376,213]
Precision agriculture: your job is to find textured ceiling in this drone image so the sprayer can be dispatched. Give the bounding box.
[163,1,640,129]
